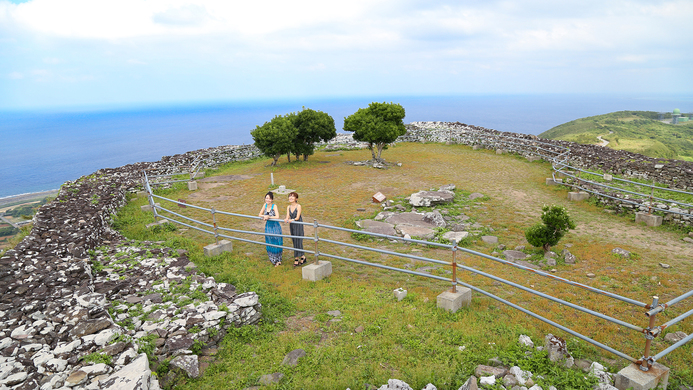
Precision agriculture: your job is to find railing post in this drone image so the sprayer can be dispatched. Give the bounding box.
[143,172,158,222]
[648,179,655,215]
[211,207,219,245]
[451,240,458,293]
[641,295,659,371]
[313,219,319,265]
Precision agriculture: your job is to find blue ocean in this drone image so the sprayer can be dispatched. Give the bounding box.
[1,94,691,199]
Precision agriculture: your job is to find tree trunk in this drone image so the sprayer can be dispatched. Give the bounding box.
[272,154,280,166]
[543,243,551,253]
[303,154,308,161]
[287,153,291,163]
[368,143,377,160]
[376,143,385,161]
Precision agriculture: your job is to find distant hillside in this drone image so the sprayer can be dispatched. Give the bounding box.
[539,111,693,161]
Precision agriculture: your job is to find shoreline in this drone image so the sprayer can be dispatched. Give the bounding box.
[0,189,60,208]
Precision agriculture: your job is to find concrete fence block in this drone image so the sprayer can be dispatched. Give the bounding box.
[614,362,669,390]
[496,149,505,155]
[188,181,198,191]
[140,203,160,212]
[302,261,332,282]
[546,178,563,186]
[393,288,407,301]
[526,155,541,162]
[203,240,233,257]
[567,191,589,202]
[146,219,169,229]
[473,145,482,150]
[437,287,472,313]
[635,212,663,227]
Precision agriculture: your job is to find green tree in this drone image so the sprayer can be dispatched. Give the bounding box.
[291,108,337,161]
[251,115,298,166]
[525,205,576,252]
[343,102,406,162]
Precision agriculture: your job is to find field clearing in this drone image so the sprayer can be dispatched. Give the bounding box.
[117,142,693,389]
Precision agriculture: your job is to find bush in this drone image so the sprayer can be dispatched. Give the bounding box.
[525,205,576,252]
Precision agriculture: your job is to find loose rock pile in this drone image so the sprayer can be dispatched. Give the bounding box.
[0,144,264,389]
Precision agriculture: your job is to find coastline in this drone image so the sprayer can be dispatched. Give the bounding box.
[0,189,60,208]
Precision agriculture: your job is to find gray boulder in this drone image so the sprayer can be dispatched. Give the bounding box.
[170,355,200,378]
[409,191,454,207]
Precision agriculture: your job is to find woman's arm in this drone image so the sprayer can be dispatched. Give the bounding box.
[293,204,302,221]
[284,206,291,223]
[259,205,267,219]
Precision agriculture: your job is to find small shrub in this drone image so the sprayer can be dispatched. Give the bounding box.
[525,205,576,252]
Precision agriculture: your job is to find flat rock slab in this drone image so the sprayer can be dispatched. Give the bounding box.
[385,212,437,228]
[409,190,455,207]
[356,220,397,236]
[171,355,200,378]
[481,236,499,244]
[281,349,306,366]
[443,231,469,243]
[397,226,435,240]
[504,250,528,262]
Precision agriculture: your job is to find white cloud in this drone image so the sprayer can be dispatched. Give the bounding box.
[8,71,23,79]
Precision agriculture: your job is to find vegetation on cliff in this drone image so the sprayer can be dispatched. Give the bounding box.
[539,111,693,161]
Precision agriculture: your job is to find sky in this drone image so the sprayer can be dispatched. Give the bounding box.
[1,0,692,110]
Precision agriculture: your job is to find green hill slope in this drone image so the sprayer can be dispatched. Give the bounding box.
[539,111,693,160]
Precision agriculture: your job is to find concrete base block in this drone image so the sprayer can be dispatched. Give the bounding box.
[473,145,482,150]
[302,261,332,281]
[603,174,613,181]
[567,191,589,201]
[546,178,563,186]
[188,181,198,191]
[140,203,160,212]
[393,288,407,301]
[526,155,541,162]
[614,362,669,390]
[203,240,233,257]
[496,149,505,155]
[635,212,663,227]
[136,191,147,197]
[437,287,472,313]
[146,219,169,229]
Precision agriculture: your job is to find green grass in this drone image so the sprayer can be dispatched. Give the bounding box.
[540,111,693,160]
[111,144,693,389]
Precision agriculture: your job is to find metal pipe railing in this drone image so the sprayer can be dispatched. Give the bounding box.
[141,138,692,372]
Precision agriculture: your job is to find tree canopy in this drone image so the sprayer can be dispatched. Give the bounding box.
[251,114,297,166]
[251,108,336,165]
[343,102,406,161]
[292,108,337,161]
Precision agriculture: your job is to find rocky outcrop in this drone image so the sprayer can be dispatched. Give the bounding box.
[0,144,263,389]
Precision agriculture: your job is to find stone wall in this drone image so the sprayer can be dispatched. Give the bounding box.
[0,144,262,390]
[403,122,693,225]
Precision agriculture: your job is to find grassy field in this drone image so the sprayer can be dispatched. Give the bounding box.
[113,143,693,389]
[539,111,693,160]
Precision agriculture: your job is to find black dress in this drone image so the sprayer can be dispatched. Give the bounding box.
[288,206,305,258]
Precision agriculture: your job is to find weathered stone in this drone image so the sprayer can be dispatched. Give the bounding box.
[481,236,498,244]
[612,248,631,258]
[475,365,507,378]
[170,354,200,378]
[423,211,446,228]
[356,220,397,236]
[664,331,687,343]
[409,191,455,207]
[442,231,469,244]
[258,372,284,386]
[100,353,151,389]
[504,250,527,262]
[396,226,435,240]
[281,349,306,366]
[70,318,112,338]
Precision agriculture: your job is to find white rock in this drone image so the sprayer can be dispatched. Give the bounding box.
[203,311,226,321]
[99,353,151,390]
[32,351,55,367]
[45,358,68,372]
[115,348,138,366]
[234,293,259,307]
[3,371,27,386]
[0,338,11,350]
[94,329,119,346]
[81,363,110,376]
[480,375,496,385]
[54,339,81,354]
[519,334,534,348]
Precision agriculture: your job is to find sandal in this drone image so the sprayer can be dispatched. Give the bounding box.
[274,261,282,267]
[293,258,300,267]
[298,256,307,266]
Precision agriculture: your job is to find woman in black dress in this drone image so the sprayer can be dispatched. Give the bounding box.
[284,191,306,266]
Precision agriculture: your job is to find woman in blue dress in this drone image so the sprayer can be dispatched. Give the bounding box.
[258,192,283,266]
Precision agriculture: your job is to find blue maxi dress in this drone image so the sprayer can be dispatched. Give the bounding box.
[263,203,283,264]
